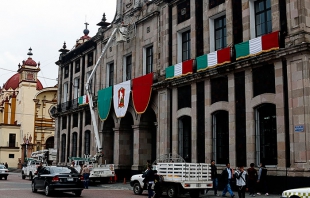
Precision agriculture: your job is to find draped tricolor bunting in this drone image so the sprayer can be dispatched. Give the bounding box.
[235,31,279,60]
[78,95,89,105]
[196,47,231,72]
[113,80,131,118]
[132,73,153,114]
[97,86,112,121]
[165,59,193,79]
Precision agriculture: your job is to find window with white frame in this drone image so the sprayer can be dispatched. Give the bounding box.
[212,110,229,164]
[73,77,80,99]
[86,71,93,94]
[215,15,227,50]
[209,12,226,52]
[177,28,191,62]
[63,82,68,102]
[123,55,132,81]
[106,62,114,87]
[145,46,153,74]
[249,0,272,38]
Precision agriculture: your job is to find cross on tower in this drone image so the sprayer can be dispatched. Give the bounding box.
[84,22,89,29]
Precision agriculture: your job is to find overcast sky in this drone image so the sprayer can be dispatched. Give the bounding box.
[0,0,116,88]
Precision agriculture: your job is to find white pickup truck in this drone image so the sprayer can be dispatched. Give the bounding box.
[21,159,42,180]
[130,154,213,198]
[69,157,115,183]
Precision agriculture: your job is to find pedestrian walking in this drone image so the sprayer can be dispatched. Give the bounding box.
[142,165,155,198]
[221,163,235,198]
[4,162,8,169]
[235,165,247,198]
[205,159,219,196]
[81,164,90,189]
[247,163,258,196]
[152,170,162,198]
[257,163,269,196]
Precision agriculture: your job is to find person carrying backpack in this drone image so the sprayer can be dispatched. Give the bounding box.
[247,163,258,197]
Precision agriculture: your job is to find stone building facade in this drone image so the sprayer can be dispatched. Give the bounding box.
[55,0,310,191]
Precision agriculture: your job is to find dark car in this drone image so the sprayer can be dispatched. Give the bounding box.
[31,166,84,196]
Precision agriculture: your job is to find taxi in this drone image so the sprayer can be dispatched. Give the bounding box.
[281,187,310,198]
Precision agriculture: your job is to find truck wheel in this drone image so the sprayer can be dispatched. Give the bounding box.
[167,185,177,198]
[4,177,7,180]
[133,182,143,195]
[22,175,26,179]
[189,189,200,198]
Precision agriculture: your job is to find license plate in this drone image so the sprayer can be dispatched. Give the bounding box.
[67,178,73,181]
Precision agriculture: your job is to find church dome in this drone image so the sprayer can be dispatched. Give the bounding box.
[3,73,43,90]
[24,57,37,67]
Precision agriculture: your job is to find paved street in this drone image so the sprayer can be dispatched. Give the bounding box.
[1,172,282,198]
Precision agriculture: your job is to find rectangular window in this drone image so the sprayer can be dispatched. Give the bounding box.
[64,65,69,79]
[86,71,93,94]
[255,0,272,37]
[62,116,67,130]
[88,52,93,67]
[215,16,227,50]
[146,46,153,74]
[9,154,14,158]
[108,63,114,87]
[211,76,228,104]
[9,134,16,147]
[73,113,78,128]
[182,30,191,61]
[73,77,80,99]
[75,60,80,73]
[209,0,225,9]
[63,82,68,102]
[177,0,190,24]
[177,85,191,109]
[125,55,132,80]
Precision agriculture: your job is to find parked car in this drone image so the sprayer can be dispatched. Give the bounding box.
[281,187,310,198]
[0,164,9,180]
[31,166,84,196]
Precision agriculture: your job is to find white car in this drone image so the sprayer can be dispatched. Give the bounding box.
[281,187,310,198]
[0,165,9,180]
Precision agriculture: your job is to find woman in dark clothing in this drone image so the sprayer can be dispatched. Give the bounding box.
[247,163,258,197]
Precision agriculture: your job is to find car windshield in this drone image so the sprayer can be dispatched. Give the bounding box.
[51,167,78,174]
[0,165,5,169]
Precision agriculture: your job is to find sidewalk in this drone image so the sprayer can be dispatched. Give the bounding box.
[101,182,281,198]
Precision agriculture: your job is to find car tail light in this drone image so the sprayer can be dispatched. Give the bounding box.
[207,183,213,187]
[184,184,190,187]
[52,176,59,182]
[79,176,84,181]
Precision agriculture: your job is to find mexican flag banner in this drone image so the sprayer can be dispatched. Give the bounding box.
[97,86,112,121]
[78,95,89,106]
[235,31,279,60]
[113,80,131,118]
[196,47,231,72]
[165,59,193,80]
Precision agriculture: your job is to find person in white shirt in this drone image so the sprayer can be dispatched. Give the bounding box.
[235,166,248,198]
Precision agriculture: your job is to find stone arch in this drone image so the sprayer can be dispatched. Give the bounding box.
[45,136,54,149]
[254,103,277,165]
[177,115,192,162]
[140,107,157,162]
[102,115,115,164]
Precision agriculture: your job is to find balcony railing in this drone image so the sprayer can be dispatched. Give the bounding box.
[7,142,18,147]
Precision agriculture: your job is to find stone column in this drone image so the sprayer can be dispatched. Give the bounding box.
[228,73,236,167]
[132,124,151,172]
[205,79,212,162]
[157,88,171,155]
[191,83,197,163]
[172,87,178,154]
[245,69,255,166]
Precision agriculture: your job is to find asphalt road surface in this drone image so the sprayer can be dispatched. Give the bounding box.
[1,172,281,198]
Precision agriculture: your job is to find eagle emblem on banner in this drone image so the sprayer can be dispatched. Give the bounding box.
[113,80,131,118]
[118,87,125,108]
